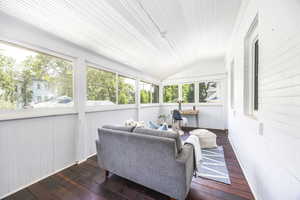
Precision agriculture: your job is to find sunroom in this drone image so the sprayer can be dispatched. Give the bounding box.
[0,1,299,200]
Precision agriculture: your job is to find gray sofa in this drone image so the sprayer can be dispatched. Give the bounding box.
[96,125,194,200]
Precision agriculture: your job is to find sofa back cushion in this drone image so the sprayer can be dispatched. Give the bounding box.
[102,125,134,132]
[133,128,182,153]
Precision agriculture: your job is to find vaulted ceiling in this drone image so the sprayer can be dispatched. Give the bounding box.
[0,0,241,80]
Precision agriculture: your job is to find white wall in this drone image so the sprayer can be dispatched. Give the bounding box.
[0,12,160,198]
[0,115,77,197]
[226,0,300,199]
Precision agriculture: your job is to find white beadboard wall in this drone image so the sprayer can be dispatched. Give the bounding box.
[0,115,77,197]
[226,0,300,199]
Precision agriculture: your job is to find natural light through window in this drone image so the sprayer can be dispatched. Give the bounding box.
[140,81,159,104]
[86,67,116,106]
[0,42,73,111]
[118,75,136,104]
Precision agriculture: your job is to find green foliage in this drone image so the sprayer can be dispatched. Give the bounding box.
[0,55,17,108]
[87,67,116,103]
[199,82,217,102]
[0,50,73,109]
[182,83,194,103]
[118,76,135,104]
[152,85,159,103]
[163,85,178,103]
[140,89,151,104]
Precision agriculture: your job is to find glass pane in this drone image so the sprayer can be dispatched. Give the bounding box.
[199,82,219,103]
[163,85,178,103]
[182,83,195,103]
[0,42,73,110]
[254,40,259,111]
[87,67,116,106]
[140,81,151,104]
[118,75,136,104]
[152,84,159,103]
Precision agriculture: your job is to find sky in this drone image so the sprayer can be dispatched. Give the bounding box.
[0,42,37,64]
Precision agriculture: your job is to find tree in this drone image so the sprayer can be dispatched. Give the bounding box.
[0,55,17,108]
[163,85,178,103]
[182,84,194,103]
[87,67,116,103]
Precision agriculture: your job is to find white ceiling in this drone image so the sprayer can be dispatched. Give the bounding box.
[0,0,241,80]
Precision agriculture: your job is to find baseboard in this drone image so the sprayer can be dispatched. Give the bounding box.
[228,135,260,200]
[0,162,75,199]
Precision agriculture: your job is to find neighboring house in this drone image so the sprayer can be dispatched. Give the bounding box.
[31,79,53,103]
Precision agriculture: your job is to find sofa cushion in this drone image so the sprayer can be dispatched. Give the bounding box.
[102,125,134,132]
[133,128,182,152]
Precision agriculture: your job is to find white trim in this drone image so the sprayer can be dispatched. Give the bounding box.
[0,107,77,121]
[85,104,136,113]
[161,103,223,107]
[244,14,259,118]
[140,103,160,108]
[0,37,76,61]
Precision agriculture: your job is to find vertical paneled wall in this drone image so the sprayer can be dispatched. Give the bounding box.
[0,115,77,197]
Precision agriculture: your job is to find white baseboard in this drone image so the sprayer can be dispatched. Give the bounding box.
[228,135,261,200]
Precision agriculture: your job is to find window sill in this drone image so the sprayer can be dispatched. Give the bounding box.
[0,107,77,122]
[140,104,160,108]
[85,104,136,113]
[162,103,224,107]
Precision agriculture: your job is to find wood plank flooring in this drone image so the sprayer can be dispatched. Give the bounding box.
[2,130,255,200]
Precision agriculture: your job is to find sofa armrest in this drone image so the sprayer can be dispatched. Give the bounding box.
[176,143,194,164]
[175,143,194,198]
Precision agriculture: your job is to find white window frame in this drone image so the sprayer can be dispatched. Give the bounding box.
[86,65,118,106]
[0,40,76,121]
[181,82,196,104]
[139,81,159,105]
[85,62,138,112]
[230,59,235,110]
[162,84,180,104]
[162,80,222,106]
[244,15,259,118]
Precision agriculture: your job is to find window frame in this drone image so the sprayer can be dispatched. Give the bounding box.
[85,64,138,112]
[162,80,222,106]
[86,65,117,106]
[117,74,136,105]
[139,80,159,105]
[182,83,195,104]
[163,84,179,104]
[244,15,259,118]
[230,59,235,110]
[0,40,76,121]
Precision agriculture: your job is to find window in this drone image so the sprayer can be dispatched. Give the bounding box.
[182,83,195,103]
[0,42,73,111]
[254,40,259,111]
[87,67,116,106]
[118,75,136,104]
[152,84,159,103]
[244,15,259,116]
[140,81,159,104]
[230,60,235,109]
[199,81,220,103]
[140,81,151,104]
[163,85,178,103]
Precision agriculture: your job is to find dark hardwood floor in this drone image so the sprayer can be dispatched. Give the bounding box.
[3,130,254,200]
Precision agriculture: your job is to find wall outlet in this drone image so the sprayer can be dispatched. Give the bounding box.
[258,122,264,136]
